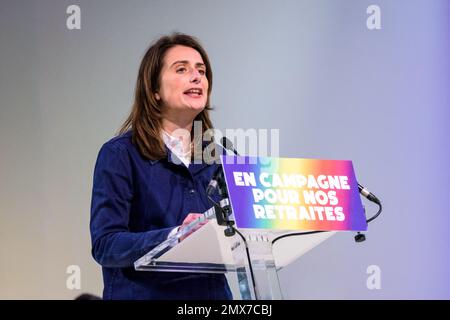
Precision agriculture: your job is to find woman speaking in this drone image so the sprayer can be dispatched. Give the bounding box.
[90,33,232,300]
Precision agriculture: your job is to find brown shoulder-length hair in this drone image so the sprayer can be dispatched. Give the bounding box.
[118,32,214,160]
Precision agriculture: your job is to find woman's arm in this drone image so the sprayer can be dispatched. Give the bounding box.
[90,143,172,268]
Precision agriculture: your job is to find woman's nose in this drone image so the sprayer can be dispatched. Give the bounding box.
[190,70,201,83]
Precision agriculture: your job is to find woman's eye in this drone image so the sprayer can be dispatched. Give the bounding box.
[176,67,186,73]
[199,69,206,75]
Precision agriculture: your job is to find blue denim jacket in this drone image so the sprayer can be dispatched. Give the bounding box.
[90,131,232,299]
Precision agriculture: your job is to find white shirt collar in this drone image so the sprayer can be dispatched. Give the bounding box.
[161,130,192,167]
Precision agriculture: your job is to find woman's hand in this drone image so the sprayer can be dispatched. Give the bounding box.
[179,213,208,241]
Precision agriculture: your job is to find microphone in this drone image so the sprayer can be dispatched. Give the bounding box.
[206,137,239,196]
[219,137,239,156]
[354,183,381,243]
[358,183,381,205]
[206,167,225,196]
[205,136,239,236]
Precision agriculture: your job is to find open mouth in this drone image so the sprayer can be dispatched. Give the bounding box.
[183,88,203,98]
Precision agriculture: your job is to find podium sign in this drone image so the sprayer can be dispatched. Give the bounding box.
[221,156,367,231]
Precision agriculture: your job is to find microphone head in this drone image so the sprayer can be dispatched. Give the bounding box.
[221,137,238,155]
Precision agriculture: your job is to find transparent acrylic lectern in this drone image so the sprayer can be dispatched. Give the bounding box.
[135,206,334,300]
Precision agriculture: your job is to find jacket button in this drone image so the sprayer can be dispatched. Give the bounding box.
[189,189,196,195]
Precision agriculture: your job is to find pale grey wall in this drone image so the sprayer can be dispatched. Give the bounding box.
[1,0,449,299]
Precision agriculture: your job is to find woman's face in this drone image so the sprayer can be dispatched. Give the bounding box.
[157,45,209,115]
